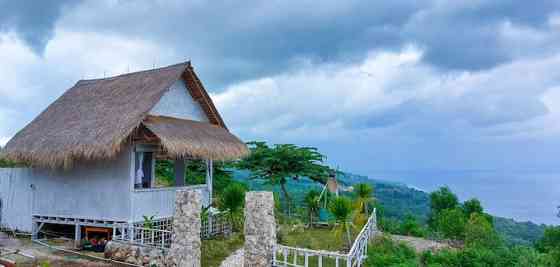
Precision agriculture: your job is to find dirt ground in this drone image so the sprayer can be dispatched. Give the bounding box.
[391,234,452,253]
[0,233,126,267]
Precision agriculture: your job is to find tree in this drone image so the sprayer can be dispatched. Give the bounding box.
[434,207,467,240]
[465,213,501,248]
[329,196,354,249]
[303,190,321,227]
[236,141,330,215]
[400,215,427,237]
[354,183,374,216]
[536,226,560,253]
[429,187,459,228]
[463,198,484,217]
[220,183,247,230]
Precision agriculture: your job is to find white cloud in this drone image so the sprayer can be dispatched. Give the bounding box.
[0,137,10,147]
[0,28,183,142]
[215,45,560,143]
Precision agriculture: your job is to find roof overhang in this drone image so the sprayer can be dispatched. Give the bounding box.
[141,116,249,161]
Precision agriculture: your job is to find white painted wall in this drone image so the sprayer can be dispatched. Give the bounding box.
[130,185,209,222]
[0,147,133,231]
[149,80,209,122]
[0,168,34,231]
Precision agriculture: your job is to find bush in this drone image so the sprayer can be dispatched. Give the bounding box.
[399,215,428,238]
[365,236,417,267]
[422,246,550,267]
[220,183,247,230]
[433,208,466,240]
[464,213,501,248]
[536,226,560,253]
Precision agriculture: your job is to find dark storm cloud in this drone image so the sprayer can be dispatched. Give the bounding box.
[403,0,560,70]
[0,0,80,54]
[4,0,560,86]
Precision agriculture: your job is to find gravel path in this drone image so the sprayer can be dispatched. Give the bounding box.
[219,248,244,267]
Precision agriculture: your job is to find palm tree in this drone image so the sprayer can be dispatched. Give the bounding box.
[329,196,354,249]
[354,183,374,216]
[304,190,321,227]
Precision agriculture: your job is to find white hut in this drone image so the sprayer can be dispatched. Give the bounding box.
[0,62,248,241]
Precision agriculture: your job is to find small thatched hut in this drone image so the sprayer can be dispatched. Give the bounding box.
[0,62,248,239]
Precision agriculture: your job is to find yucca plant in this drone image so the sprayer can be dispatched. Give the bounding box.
[329,196,354,249]
[354,183,374,216]
[304,190,321,227]
[220,183,247,231]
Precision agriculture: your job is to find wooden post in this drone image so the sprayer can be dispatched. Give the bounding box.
[74,224,81,249]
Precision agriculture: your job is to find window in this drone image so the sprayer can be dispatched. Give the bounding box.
[135,151,154,189]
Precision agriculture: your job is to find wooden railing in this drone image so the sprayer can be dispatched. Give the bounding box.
[112,212,232,250]
[273,209,378,267]
[113,224,172,249]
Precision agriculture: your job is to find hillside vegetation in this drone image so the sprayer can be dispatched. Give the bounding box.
[234,169,546,246]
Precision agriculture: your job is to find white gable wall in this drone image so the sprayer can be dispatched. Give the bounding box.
[149,80,209,122]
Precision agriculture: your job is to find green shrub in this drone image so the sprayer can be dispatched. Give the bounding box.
[220,183,247,230]
[399,215,428,238]
[433,207,466,240]
[464,213,501,248]
[536,226,560,253]
[366,236,417,267]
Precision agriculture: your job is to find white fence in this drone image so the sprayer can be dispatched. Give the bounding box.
[273,209,378,267]
[112,212,232,250]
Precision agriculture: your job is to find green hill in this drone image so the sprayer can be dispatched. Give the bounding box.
[233,170,546,246]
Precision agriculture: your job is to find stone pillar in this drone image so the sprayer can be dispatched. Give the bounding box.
[167,190,202,267]
[244,191,276,267]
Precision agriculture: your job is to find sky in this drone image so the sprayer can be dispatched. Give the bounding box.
[2,1,560,222]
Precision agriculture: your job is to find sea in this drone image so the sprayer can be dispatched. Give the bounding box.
[368,170,560,225]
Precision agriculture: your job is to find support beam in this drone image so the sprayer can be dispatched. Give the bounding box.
[206,159,213,205]
[174,158,186,187]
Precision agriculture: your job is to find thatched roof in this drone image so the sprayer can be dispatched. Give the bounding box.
[142,116,248,160]
[3,62,248,168]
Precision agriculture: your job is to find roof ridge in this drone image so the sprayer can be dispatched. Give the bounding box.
[77,61,190,83]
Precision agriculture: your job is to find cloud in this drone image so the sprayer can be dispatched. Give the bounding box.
[215,45,560,145]
[0,29,179,142]
[0,0,80,54]
[0,0,535,89]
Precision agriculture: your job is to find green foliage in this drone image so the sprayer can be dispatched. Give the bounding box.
[399,215,427,238]
[462,198,483,218]
[494,217,545,246]
[433,207,467,240]
[536,225,560,253]
[354,183,374,215]
[235,141,330,214]
[201,233,244,267]
[328,196,354,248]
[220,183,247,231]
[0,156,25,168]
[465,213,501,248]
[422,246,550,267]
[365,236,417,267]
[429,187,459,227]
[142,215,155,229]
[303,189,321,226]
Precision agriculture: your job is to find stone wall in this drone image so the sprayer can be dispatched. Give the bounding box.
[244,191,276,267]
[104,241,165,266]
[167,189,202,267]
